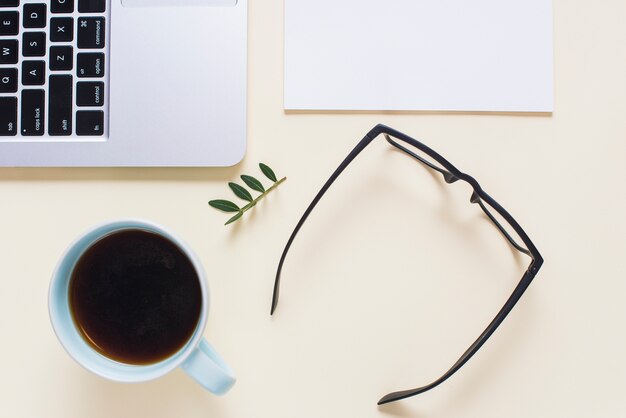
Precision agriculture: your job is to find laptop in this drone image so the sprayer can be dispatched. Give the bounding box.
[0,0,247,166]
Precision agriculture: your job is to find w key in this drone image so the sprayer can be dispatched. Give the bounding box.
[0,39,18,64]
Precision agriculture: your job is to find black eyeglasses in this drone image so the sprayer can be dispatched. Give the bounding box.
[270,124,543,405]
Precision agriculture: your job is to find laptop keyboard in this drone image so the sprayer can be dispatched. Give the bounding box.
[0,0,109,137]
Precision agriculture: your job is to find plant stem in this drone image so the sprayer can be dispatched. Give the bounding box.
[239,176,287,215]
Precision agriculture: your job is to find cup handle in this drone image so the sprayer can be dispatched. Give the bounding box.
[181,338,236,395]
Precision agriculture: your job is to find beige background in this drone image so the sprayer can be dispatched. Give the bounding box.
[1,0,625,417]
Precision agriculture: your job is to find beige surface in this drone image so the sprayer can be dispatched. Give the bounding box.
[1,1,625,417]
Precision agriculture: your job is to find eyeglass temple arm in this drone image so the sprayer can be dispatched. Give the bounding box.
[271,134,376,315]
[380,133,544,403]
[378,262,541,404]
[384,135,532,256]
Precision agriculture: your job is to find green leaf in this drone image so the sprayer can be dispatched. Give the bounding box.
[259,163,277,182]
[229,182,253,202]
[241,175,265,193]
[225,211,243,225]
[209,199,240,212]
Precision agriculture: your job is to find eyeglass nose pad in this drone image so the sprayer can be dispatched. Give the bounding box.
[470,191,481,203]
[443,172,459,184]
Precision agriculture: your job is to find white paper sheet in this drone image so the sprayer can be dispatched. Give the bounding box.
[285,0,553,112]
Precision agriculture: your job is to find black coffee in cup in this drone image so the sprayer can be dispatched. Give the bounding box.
[69,229,202,365]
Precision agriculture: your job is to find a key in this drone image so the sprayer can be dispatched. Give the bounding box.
[22,32,46,57]
[78,0,105,13]
[0,97,17,136]
[0,1,20,8]
[76,81,104,106]
[0,39,18,64]
[22,60,45,85]
[77,53,104,78]
[50,17,73,42]
[76,110,103,136]
[50,0,73,14]
[0,67,17,93]
[0,11,18,35]
[21,89,45,136]
[49,75,73,135]
[23,3,46,28]
[77,17,105,49]
[49,45,73,71]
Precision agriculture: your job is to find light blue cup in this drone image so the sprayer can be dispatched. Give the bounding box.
[49,219,236,395]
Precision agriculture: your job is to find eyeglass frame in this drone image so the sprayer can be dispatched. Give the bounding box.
[270,124,544,405]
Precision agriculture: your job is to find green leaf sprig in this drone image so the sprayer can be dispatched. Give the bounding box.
[209,163,286,225]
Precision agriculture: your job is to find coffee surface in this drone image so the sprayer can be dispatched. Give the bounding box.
[69,229,202,365]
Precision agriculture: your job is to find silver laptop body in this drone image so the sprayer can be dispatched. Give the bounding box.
[0,0,247,166]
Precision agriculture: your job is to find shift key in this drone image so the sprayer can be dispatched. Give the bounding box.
[49,75,73,135]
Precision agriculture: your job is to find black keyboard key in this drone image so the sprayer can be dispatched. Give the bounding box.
[76,81,104,106]
[77,17,105,49]
[76,110,103,136]
[0,11,18,35]
[0,39,18,64]
[0,67,17,92]
[50,17,73,42]
[77,53,104,78]
[49,45,73,70]
[21,89,45,136]
[78,0,105,13]
[0,97,17,136]
[22,32,46,57]
[49,75,72,135]
[23,4,46,28]
[22,60,45,85]
[0,1,20,8]
[50,0,73,13]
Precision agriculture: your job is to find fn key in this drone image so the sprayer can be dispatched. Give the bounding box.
[77,111,104,136]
